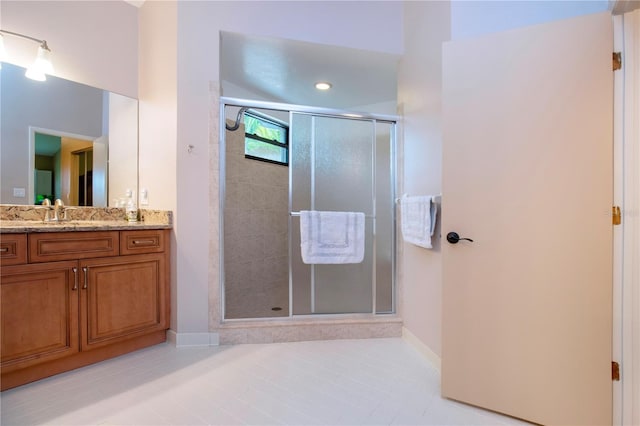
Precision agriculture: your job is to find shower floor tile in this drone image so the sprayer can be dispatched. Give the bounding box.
[0,338,530,425]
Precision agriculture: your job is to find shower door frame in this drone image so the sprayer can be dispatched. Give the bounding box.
[219,97,399,321]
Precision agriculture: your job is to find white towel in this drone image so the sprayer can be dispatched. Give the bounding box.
[300,210,365,264]
[400,195,437,249]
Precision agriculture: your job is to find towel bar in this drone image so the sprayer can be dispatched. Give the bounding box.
[395,194,442,204]
[289,211,375,219]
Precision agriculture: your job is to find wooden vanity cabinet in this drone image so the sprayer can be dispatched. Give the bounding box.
[0,261,79,372]
[0,229,170,391]
[80,253,168,351]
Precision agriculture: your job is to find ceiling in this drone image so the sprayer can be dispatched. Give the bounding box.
[220,32,399,114]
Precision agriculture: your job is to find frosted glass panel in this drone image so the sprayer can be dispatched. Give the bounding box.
[290,113,376,314]
[290,114,312,214]
[313,221,374,314]
[290,114,312,314]
[314,117,373,214]
[375,122,394,313]
[313,117,373,313]
[290,216,311,314]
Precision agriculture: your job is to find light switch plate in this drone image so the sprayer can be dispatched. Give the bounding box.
[13,188,26,198]
[140,188,149,206]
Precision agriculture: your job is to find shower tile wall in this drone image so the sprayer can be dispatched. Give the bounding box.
[224,124,289,318]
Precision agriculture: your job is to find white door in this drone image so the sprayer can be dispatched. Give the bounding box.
[442,12,613,425]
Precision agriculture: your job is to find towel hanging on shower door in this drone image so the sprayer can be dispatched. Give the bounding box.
[299,210,365,264]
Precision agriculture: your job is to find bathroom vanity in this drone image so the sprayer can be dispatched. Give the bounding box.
[0,211,171,391]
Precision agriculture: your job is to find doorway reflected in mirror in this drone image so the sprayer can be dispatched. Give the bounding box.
[33,130,98,206]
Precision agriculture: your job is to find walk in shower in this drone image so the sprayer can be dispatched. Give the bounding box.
[221,99,397,320]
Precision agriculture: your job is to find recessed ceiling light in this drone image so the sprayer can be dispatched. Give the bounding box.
[315,82,332,91]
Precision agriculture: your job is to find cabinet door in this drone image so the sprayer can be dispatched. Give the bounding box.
[79,253,168,351]
[1,261,79,372]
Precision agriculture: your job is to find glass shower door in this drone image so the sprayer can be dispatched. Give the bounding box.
[290,113,394,315]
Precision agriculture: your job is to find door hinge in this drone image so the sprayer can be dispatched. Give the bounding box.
[613,52,622,71]
[613,206,622,225]
[612,361,620,381]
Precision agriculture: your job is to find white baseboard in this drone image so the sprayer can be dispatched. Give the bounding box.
[166,330,220,347]
[402,326,441,371]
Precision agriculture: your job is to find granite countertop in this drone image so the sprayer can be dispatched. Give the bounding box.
[0,205,172,233]
[0,220,172,233]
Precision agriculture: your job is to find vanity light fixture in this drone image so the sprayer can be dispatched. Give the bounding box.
[0,29,54,81]
[315,81,332,91]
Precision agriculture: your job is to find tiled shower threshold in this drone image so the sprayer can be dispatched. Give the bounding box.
[216,314,403,345]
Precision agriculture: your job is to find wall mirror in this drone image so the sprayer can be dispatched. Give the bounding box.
[0,62,138,207]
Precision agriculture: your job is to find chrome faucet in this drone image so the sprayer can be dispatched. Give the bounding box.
[54,199,65,221]
[39,198,66,222]
[41,198,53,221]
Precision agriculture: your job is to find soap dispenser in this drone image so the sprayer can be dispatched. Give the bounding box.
[126,198,138,222]
[125,190,138,222]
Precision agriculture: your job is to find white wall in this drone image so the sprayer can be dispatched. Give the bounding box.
[451,0,610,40]
[397,1,451,358]
[173,1,403,334]
[139,0,178,329]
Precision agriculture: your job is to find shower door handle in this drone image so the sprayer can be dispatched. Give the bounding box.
[446,232,474,244]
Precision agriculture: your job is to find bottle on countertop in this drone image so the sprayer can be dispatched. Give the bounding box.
[126,198,138,222]
[125,189,138,222]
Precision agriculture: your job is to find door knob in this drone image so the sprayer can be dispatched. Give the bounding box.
[446,232,474,244]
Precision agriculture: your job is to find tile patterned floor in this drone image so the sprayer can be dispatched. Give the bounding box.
[0,338,530,425]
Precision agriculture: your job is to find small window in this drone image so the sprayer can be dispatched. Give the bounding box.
[244,111,288,166]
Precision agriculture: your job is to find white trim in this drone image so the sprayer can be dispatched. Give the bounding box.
[402,326,441,371]
[611,0,640,15]
[613,14,625,426]
[166,330,220,347]
[621,9,640,426]
[220,96,399,123]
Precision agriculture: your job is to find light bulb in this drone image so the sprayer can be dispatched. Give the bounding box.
[315,82,332,91]
[25,43,53,81]
[25,66,46,81]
